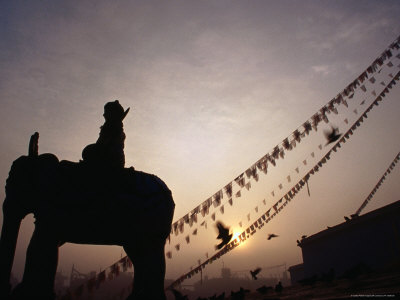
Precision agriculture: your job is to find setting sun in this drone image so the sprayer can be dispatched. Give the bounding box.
[231,230,247,249]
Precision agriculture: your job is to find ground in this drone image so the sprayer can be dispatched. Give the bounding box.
[247,270,400,299]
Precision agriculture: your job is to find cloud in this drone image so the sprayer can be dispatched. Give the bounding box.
[296,1,400,54]
[311,65,332,76]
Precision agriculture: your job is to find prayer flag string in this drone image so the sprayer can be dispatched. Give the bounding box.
[166,70,400,289]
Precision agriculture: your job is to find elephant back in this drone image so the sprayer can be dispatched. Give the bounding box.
[129,169,171,200]
[118,169,175,239]
[43,163,175,244]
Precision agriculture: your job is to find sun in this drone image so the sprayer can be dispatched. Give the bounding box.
[231,230,247,249]
[232,231,241,240]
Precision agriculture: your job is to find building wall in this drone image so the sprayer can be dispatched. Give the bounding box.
[301,207,400,278]
[288,264,304,285]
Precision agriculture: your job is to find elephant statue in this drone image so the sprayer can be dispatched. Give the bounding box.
[0,133,175,300]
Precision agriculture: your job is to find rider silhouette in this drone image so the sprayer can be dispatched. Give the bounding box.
[82,100,130,168]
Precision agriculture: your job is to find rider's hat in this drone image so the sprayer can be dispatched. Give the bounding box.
[104,100,130,121]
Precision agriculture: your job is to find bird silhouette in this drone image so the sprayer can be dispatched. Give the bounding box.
[215,221,233,249]
[324,125,342,145]
[250,267,262,280]
[256,285,273,294]
[267,233,279,240]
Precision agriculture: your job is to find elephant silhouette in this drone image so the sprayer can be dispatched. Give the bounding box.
[0,133,175,300]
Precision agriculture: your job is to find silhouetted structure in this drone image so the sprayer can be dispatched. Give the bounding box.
[231,287,250,299]
[289,200,400,284]
[170,287,189,300]
[256,284,273,295]
[287,264,304,285]
[68,265,96,290]
[190,266,278,299]
[274,281,283,293]
[206,292,225,300]
[0,103,175,300]
[66,270,134,300]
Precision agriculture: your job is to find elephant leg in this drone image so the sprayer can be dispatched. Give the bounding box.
[11,220,58,300]
[123,238,167,300]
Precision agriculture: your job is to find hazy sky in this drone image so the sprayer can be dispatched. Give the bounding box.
[1,0,400,284]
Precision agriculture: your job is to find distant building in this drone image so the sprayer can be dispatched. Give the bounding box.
[289,200,400,284]
[221,267,231,279]
[69,265,96,289]
[61,267,133,300]
[188,267,280,299]
[54,271,68,296]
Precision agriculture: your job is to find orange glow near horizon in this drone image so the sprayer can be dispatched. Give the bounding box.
[231,230,246,249]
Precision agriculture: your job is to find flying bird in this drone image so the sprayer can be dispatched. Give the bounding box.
[324,125,342,145]
[267,233,279,240]
[215,221,233,250]
[250,267,262,280]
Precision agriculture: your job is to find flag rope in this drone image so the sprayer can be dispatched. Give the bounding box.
[169,34,400,239]
[165,55,400,256]
[166,71,400,289]
[355,151,400,216]
[59,36,400,298]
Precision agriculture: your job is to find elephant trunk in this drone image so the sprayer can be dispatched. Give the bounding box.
[0,132,41,296]
[0,209,22,297]
[28,132,39,157]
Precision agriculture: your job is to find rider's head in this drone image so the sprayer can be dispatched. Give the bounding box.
[103,100,129,122]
